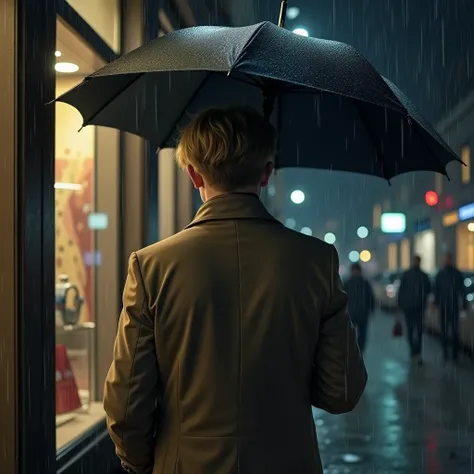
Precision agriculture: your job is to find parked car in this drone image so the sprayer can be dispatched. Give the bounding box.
[371,271,403,312]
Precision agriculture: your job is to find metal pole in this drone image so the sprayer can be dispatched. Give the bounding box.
[278,0,288,28]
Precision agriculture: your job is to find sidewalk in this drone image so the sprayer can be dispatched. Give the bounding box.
[314,312,474,474]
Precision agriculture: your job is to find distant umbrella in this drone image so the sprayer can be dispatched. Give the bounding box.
[55,9,462,180]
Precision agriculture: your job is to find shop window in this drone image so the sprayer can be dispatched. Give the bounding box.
[457,222,474,271]
[400,238,410,269]
[55,18,120,451]
[66,0,120,52]
[414,230,436,273]
[388,242,398,271]
[461,145,471,184]
[373,204,382,229]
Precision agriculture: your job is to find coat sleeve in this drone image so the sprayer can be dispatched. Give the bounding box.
[310,246,368,414]
[104,253,159,474]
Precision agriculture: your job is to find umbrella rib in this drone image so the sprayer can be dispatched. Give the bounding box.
[80,73,145,129]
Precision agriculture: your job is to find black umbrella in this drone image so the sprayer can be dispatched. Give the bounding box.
[55,3,462,181]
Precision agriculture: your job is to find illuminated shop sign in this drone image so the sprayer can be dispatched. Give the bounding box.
[458,203,474,221]
[442,211,459,227]
[381,213,406,233]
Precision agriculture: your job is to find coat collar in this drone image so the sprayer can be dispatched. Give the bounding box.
[185,193,281,229]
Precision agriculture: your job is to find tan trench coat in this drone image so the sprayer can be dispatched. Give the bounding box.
[104,192,367,474]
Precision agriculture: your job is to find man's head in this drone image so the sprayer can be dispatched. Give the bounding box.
[351,263,362,276]
[175,106,277,202]
[443,252,453,267]
[413,255,421,268]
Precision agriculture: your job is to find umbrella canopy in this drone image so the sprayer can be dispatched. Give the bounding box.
[56,21,462,180]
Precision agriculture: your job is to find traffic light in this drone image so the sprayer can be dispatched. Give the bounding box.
[425,191,438,206]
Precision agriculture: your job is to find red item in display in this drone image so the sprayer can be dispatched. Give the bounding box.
[55,344,82,415]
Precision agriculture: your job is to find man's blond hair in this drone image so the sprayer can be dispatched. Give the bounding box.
[175,106,277,191]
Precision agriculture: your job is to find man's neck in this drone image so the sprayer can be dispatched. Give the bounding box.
[203,185,260,202]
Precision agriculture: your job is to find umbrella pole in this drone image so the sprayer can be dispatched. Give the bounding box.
[278,0,288,28]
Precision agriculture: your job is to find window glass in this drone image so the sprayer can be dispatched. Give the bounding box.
[66,0,120,52]
[55,18,120,451]
[461,145,471,184]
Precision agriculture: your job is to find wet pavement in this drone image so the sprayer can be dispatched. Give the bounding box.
[314,312,474,474]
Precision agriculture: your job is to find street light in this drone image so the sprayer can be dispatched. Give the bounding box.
[324,232,336,244]
[293,28,309,37]
[357,226,369,239]
[360,250,372,262]
[287,6,300,19]
[349,251,360,262]
[301,226,312,236]
[290,189,305,204]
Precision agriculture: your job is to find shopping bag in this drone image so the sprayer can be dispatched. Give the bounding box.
[392,319,403,338]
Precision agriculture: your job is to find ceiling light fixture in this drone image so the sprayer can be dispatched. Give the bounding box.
[55,62,79,73]
[55,50,62,57]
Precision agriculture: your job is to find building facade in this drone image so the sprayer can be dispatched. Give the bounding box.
[370,90,474,275]
[0,1,231,473]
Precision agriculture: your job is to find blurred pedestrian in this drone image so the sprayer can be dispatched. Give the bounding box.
[344,263,375,353]
[103,106,367,474]
[397,255,431,365]
[434,252,466,364]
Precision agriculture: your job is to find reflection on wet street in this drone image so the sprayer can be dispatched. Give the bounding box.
[314,312,474,474]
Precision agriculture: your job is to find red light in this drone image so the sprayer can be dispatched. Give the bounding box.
[425,191,438,206]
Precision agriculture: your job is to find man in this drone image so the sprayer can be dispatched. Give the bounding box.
[434,252,466,363]
[397,255,431,364]
[343,263,375,353]
[104,106,367,474]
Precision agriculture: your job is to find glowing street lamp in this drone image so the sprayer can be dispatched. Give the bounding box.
[293,28,309,37]
[357,226,369,239]
[287,6,300,19]
[290,189,305,204]
[360,250,372,263]
[324,232,336,244]
[349,251,360,262]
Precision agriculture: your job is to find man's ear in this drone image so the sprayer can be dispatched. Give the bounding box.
[187,164,204,189]
[259,161,275,187]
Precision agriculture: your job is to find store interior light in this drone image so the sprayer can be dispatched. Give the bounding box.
[54,182,83,191]
[55,50,62,57]
[55,62,79,73]
[293,28,309,37]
